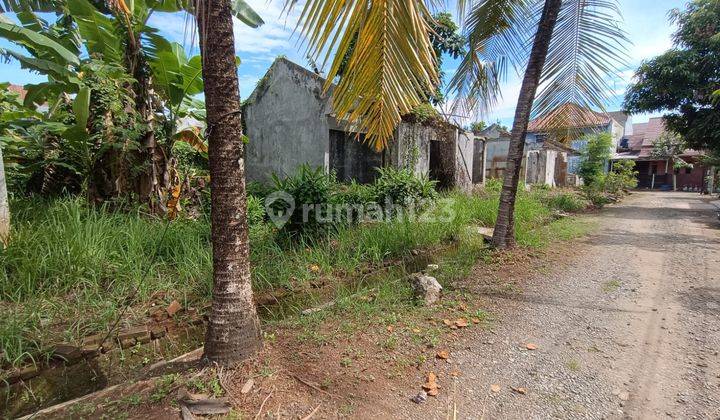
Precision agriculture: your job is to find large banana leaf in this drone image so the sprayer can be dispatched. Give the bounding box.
[0,20,79,65]
[230,0,263,28]
[22,82,61,107]
[145,32,204,107]
[180,55,203,97]
[0,0,62,13]
[144,32,185,105]
[67,0,123,63]
[1,48,81,85]
[73,86,90,129]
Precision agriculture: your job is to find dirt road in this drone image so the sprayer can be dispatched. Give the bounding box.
[407,191,720,419]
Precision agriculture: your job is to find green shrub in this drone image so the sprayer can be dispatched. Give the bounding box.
[247,181,274,200]
[270,164,335,235]
[373,167,437,214]
[173,141,208,175]
[545,191,589,213]
[482,178,503,193]
[332,181,376,206]
[580,184,612,208]
[605,160,638,194]
[409,103,439,123]
[578,133,612,187]
[246,195,265,226]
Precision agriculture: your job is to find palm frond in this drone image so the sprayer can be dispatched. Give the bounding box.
[532,0,629,130]
[287,0,438,150]
[448,0,534,118]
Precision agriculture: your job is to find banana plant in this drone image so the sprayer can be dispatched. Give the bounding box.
[1,0,261,204]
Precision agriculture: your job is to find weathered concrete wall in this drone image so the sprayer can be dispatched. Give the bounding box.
[386,122,433,177]
[471,138,485,184]
[525,149,567,187]
[485,139,510,180]
[244,58,331,183]
[454,130,474,191]
[329,130,382,184]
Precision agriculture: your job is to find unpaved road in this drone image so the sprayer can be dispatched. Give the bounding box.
[405,191,720,419]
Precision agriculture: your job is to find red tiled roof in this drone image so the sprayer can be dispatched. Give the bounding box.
[7,84,27,100]
[629,117,702,159]
[527,103,611,132]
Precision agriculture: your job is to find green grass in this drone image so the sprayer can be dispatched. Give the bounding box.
[602,279,622,293]
[0,185,591,367]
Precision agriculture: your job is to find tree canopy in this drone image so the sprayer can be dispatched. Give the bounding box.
[624,0,720,153]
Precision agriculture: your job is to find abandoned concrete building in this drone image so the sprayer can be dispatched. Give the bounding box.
[477,124,579,187]
[242,58,476,190]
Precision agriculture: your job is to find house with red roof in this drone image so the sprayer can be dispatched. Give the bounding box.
[613,117,707,190]
[525,103,630,175]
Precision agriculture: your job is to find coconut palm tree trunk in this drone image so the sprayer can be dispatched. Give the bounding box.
[196,0,262,365]
[491,0,563,249]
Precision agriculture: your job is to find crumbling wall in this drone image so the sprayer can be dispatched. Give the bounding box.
[329,130,382,184]
[471,138,485,184]
[386,122,433,176]
[485,140,510,180]
[454,131,475,191]
[243,59,331,183]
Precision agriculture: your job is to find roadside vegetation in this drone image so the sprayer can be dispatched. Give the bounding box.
[0,169,590,370]
[578,133,639,207]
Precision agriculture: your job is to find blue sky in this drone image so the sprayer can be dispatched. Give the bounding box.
[1,0,679,126]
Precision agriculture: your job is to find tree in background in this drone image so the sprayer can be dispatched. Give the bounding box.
[469,121,487,134]
[624,0,720,155]
[650,131,690,191]
[427,12,466,105]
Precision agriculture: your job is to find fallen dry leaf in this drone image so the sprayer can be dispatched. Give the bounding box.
[422,372,440,392]
[443,319,453,327]
[490,384,501,393]
[511,386,527,395]
[427,388,439,396]
[412,328,421,334]
[436,350,449,360]
[240,378,254,394]
[309,264,320,273]
[455,318,469,328]
[166,300,182,317]
[472,318,481,324]
[386,325,394,333]
[525,343,538,350]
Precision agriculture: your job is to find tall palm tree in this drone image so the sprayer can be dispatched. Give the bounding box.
[450,0,628,248]
[491,0,562,248]
[194,0,439,365]
[194,0,262,364]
